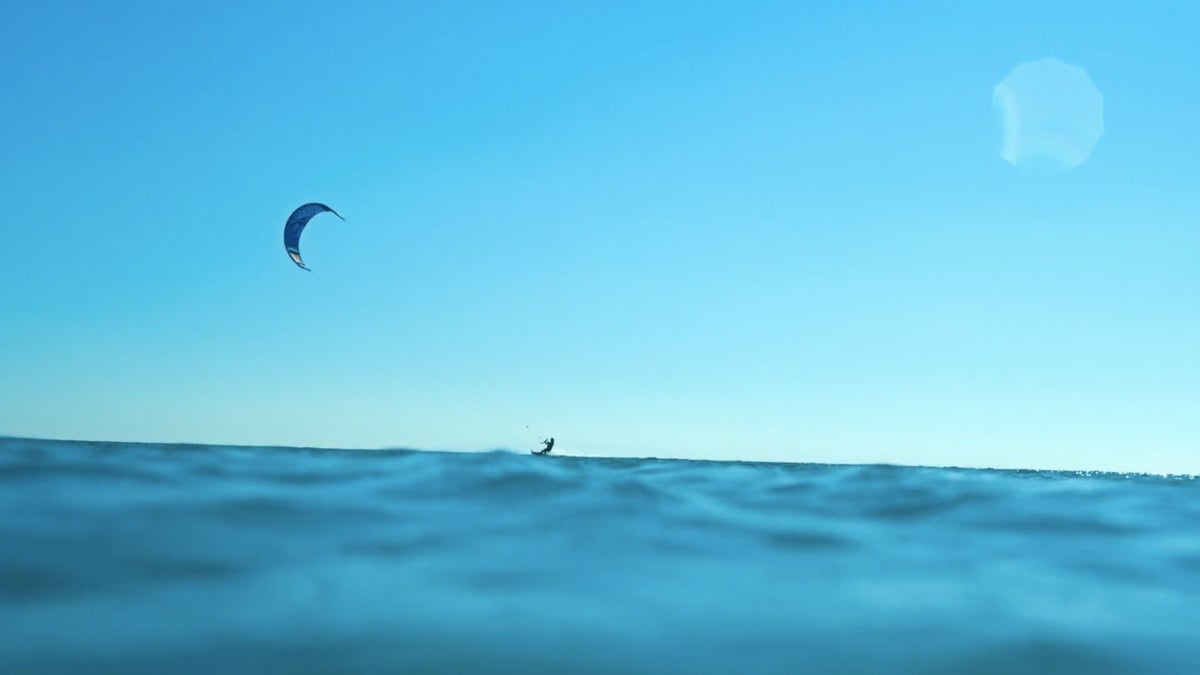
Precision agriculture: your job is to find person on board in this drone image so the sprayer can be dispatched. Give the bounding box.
[533,437,555,455]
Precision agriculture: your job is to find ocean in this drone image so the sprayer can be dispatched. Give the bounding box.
[1,436,1197,674]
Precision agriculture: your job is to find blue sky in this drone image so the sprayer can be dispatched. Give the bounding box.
[2,1,1197,472]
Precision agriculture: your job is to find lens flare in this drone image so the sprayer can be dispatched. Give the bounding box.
[994,58,1104,172]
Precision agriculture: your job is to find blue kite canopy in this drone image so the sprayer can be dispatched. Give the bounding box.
[283,202,344,270]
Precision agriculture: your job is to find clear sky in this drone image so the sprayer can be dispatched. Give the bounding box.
[2,1,1197,472]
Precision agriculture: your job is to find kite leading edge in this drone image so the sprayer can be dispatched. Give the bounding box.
[283,202,344,270]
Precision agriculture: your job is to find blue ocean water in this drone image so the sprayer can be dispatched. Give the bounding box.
[1,437,1197,674]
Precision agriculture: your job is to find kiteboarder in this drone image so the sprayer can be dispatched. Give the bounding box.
[533,437,555,455]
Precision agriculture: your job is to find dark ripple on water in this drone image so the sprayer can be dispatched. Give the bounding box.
[1,437,1198,674]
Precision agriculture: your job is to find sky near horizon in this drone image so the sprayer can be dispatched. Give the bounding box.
[1,1,1197,472]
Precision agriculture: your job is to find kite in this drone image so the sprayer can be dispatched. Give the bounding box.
[283,202,344,270]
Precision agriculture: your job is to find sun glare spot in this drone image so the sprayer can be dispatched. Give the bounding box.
[993,58,1104,172]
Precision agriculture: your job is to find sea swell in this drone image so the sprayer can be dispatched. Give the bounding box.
[1,437,1197,674]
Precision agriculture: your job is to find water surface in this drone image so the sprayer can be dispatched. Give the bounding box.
[2,437,1197,673]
